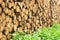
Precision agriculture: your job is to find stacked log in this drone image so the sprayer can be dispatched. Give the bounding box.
[0,0,60,40]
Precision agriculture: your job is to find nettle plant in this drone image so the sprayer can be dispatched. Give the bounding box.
[12,22,60,40]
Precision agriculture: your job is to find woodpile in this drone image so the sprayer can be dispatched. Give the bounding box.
[0,0,60,40]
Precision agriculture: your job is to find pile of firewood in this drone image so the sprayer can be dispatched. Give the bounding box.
[0,0,60,40]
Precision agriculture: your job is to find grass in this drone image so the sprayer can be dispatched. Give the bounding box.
[11,22,60,40]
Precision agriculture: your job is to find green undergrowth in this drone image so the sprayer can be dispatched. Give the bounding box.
[11,22,60,40]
